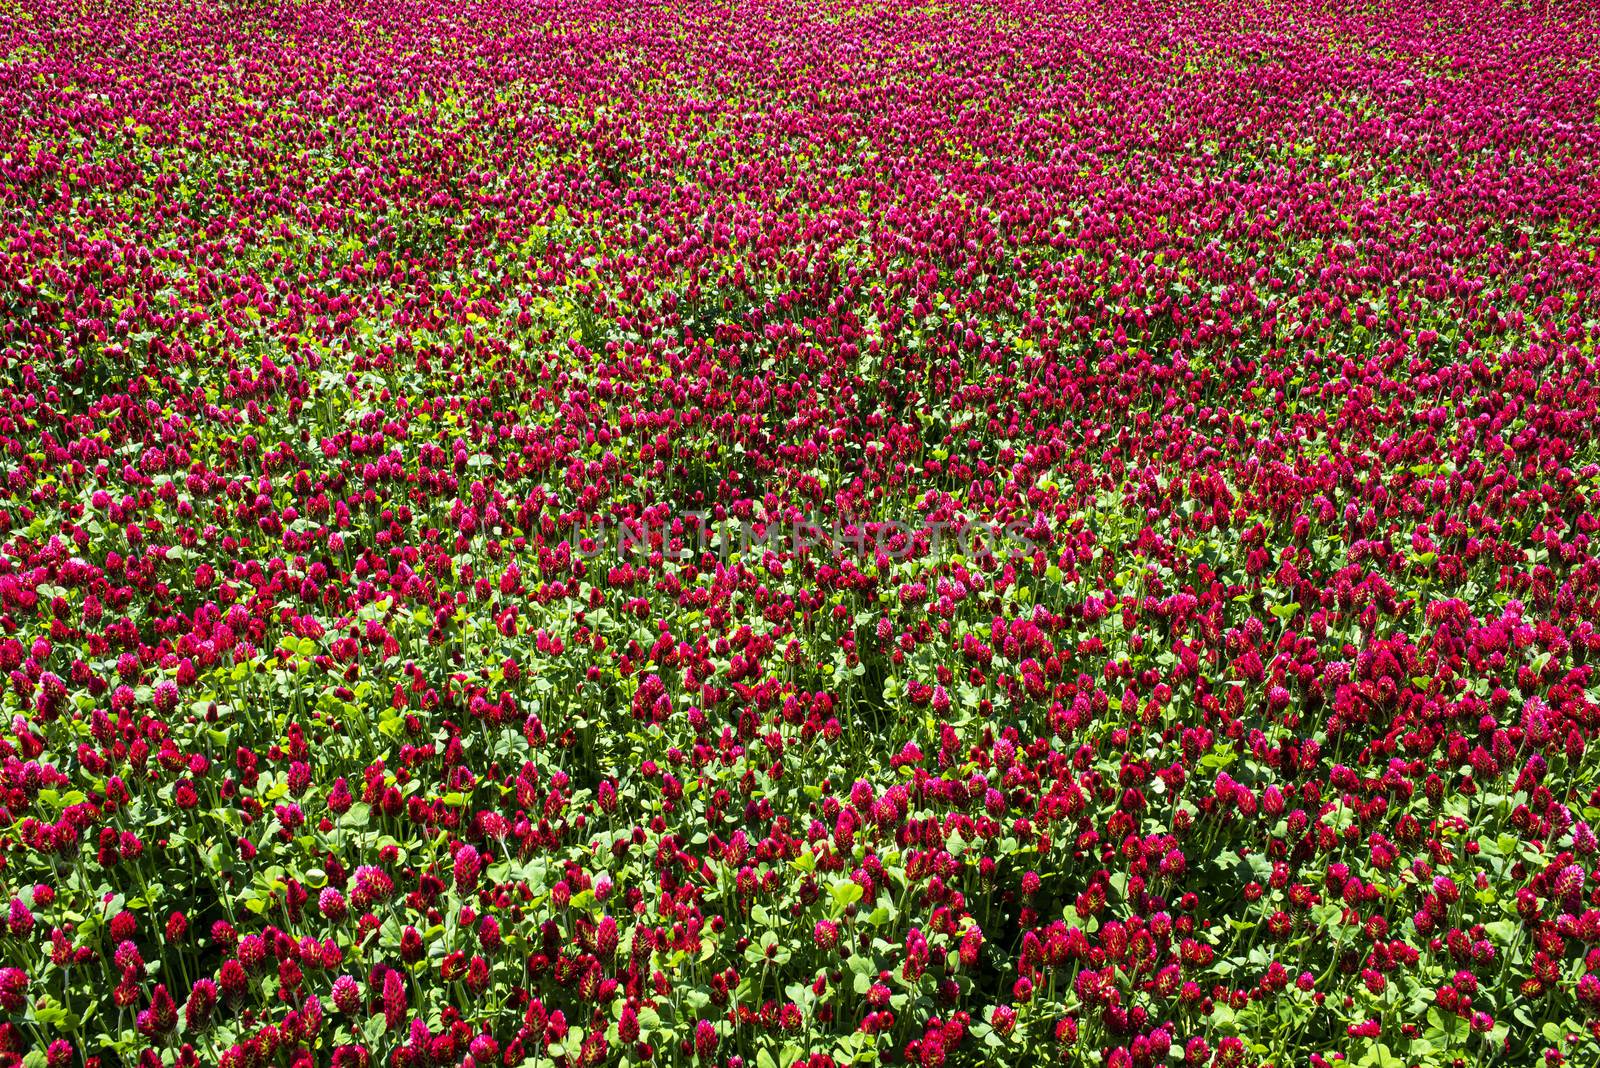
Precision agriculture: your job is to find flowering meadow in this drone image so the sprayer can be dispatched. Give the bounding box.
[3,0,1600,1065]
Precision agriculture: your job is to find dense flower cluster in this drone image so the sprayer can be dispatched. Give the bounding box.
[2,0,1600,1065]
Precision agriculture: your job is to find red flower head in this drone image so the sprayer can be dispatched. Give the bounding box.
[693,1019,718,1060]
[382,968,406,1031]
